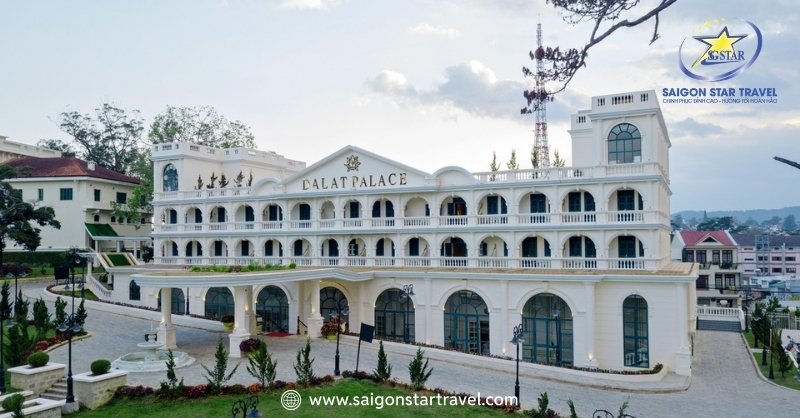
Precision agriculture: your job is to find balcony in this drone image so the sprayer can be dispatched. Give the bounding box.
[153,256,660,271]
[151,210,662,234]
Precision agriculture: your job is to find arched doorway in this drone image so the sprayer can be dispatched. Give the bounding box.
[157,288,186,315]
[257,286,289,333]
[205,287,234,321]
[375,288,414,343]
[444,290,489,354]
[522,293,573,366]
[320,287,348,325]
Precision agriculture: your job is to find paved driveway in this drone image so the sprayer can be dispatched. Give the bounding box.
[30,284,797,417]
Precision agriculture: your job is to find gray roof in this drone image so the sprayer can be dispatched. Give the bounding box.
[731,234,800,247]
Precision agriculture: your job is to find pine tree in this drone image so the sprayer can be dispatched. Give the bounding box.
[489,152,500,181]
[293,337,315,386]
[408,347,433,390]
[195,174,204,190]
[201,337,240,393]
[207,172,217,189]
[54,297,67,335]
[247,340,277,390]
[552,149,566,167]
[218,173,229,188]
[373,340,392,382]
[234,171,245,188]
[507,149,519,170]
[75,299,88,330]
[0,283,11,323]
[247,171,253,187]
[160,349,184,398]
[13,290,28,323]
[32,298,51,338]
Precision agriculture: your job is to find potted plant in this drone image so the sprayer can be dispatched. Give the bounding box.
[239,338,262,354]
[91,359,111,376]
[320,321,338,340]
[220,315,235,331]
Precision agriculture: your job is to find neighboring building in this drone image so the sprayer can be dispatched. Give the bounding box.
[3,156,151,255]
[0,135,61,162]
[732,234,800,285]
[673,230,742,307]
[113,90,695,375]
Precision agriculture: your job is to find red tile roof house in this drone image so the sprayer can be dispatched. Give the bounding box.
[3,156,151,257]
[673,230,743,308]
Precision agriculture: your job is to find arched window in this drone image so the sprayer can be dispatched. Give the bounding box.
[129,280,140,301]
[257,286,289,333]
[522,293,573,366]
[375,288,414,343]
[608,123,641,164]
[623,295,649,367]
[205,287,234,321]
[444,290,489,354]
[320,287,348,324]
[163,163,178,192]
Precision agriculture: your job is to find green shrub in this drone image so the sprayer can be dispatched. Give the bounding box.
[91,359,111,375]
[27,351,49,368]
[1,393,25,417]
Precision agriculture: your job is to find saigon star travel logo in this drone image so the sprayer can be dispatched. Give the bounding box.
[678,18,762,82]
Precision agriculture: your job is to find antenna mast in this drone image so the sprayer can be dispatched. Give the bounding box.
[533,22,551,168]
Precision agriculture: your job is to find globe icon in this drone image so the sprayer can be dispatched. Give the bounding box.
[281,390,302,411]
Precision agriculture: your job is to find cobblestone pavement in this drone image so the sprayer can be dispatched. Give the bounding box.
[28,284,797,417]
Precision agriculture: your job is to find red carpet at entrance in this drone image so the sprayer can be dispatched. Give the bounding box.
[265,331,294,337]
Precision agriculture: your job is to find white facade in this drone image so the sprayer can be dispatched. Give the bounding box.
[5,162,150,253]
[124,90,696,374]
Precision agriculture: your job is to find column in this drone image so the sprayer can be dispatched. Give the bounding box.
[158,288,177,349]
[584,281,597,368]
[501,280,508,355]
[229,285,254,358]
[675,282,692,376]
[424,277,432,344]
[306,280,323,338]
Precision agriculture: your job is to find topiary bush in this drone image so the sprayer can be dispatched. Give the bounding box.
[27,351,49,368]
[91,359,111,375]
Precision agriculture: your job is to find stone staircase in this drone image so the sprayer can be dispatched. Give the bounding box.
[697,319,743,332]
[40,377,67,401]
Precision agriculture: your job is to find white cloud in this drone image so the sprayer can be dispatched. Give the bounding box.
[280,0,339,10]
[408,23,461,39]
[368,60,581,123]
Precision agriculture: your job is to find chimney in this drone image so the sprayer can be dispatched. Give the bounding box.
[87,162,96,171]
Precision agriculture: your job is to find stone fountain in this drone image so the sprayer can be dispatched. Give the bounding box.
[111,325,195,372]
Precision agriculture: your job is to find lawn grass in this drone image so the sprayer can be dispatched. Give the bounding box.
[74,379,510,417]
[742,330,800,390]
[49,288,99,301]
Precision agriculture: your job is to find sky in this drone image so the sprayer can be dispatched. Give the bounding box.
[0,0,798,212]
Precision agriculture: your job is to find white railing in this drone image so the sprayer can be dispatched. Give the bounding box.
[561,212,596,223]
[472,162,663,183]
[697,306,740,317]
[152,210,659,233]
[153,256,659,271]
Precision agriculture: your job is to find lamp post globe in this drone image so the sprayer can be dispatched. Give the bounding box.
[400,284,415,344]
[509,323,524,406]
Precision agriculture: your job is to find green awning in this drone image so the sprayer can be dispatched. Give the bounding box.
[85,223,119,238]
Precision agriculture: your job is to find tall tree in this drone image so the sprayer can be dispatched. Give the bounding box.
[56,103,145,174]
[110,150,152,229]
[522,0,677,111]
[36,139,76,157]
[507,149,519,170]
[552,149,566,167]
[489,152,500,181]
[0,166,61,272]
[531,144,540,169]
[148,105,257,149]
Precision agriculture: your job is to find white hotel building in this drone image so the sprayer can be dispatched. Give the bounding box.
[120,90,695,375]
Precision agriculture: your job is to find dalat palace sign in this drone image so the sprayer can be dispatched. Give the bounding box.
[301,154,408,191]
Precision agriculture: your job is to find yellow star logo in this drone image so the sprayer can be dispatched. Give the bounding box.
[691,27,747,68]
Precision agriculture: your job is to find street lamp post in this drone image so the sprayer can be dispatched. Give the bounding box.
[768,312,776,380]
[59,253,83,408]
[58,312,82,405]
[185,288,190,315]
[331,306,349,376]
[399,284,415,344]
[509,323,524,406]
[553,308,562,367]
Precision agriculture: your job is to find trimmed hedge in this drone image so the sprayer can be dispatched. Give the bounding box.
[27,351,49,368]
[4,251,69,266]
